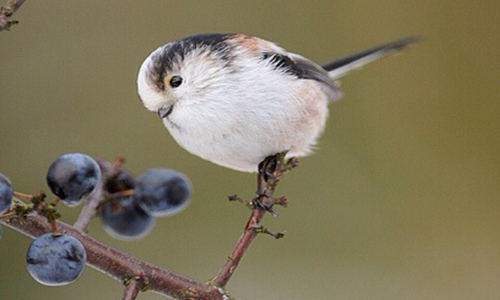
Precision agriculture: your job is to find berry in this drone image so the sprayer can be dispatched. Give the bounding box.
[100,196,154,240]
[103,167,136,194]
[0,173,13,213]
[26,233,86,286]
[46,153,101,207]
[135,168,191,217]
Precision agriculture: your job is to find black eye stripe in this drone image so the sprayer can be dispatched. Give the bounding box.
[169,75,183,88]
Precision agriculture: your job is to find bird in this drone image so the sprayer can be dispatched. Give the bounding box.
[137,33,419,173]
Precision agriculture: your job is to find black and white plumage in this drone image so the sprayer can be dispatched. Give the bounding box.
[137,33,419,172]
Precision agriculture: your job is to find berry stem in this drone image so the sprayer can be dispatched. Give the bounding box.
[49,219,60,236]
[110,189,135,199]
[73,179,104,231]
[13,191,33,200]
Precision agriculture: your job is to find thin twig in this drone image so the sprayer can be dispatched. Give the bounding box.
[211,200,268,287]
[122,279,142,300]
[73,180,104,231]
[212,154,292,288]
[0,0,27,31]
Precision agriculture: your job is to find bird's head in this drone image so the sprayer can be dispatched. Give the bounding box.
[137,34,240,119]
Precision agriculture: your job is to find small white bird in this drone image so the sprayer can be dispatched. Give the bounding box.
[137,33,418,173]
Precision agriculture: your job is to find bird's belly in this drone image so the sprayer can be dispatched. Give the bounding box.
[166,111,327,173]
[167,123,273,172]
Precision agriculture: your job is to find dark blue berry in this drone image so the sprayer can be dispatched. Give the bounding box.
[26,233,86,286]
[135,169,191,217]
[46,153,101,207]
[104,168,136,194]
[0,173,13,213]
[100,196,154,240]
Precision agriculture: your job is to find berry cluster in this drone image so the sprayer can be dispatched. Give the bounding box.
[100,165,192,240]
[45,153,192,240]
[1,152,192,287]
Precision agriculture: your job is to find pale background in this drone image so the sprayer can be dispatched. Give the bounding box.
[0,1,498,299]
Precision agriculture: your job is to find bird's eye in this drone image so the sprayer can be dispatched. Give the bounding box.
[167,75,183,88]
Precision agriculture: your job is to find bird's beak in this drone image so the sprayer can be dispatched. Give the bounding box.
[157,105,173,119]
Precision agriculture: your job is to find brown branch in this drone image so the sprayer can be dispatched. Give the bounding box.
[212,153,294,287]
[0,0,27,31]
[1,213,229,300]
[211,176,268,287]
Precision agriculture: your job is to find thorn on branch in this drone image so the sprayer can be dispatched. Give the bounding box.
[273,196,288,207]
[251,224,286,239]
[0,0,28,32]
[228,194,253,210]
[3,19,18,30]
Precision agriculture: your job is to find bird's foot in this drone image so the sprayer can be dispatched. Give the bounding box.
[258,152,299,186]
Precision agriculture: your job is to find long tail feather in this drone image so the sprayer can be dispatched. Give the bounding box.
[322,36,422,79]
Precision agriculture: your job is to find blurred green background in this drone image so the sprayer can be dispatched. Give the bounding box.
[1,1,498,299]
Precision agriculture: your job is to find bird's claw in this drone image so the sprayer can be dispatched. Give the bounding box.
[252,196,278,217]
